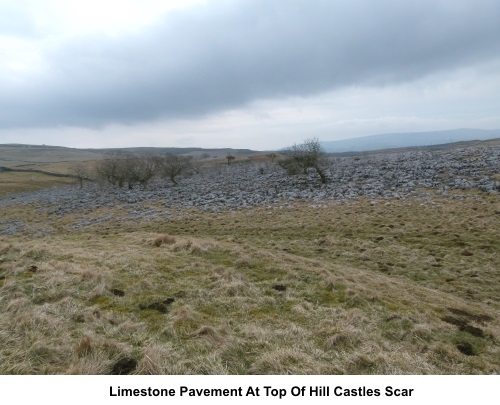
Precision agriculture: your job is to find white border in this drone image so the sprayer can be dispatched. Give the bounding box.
[3,375,498,404]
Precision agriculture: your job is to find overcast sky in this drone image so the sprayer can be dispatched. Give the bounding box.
[1,0,499,150]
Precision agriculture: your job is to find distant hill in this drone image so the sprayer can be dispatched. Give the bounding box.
[0,144,261,171]
[93,146,257,157]
[321,128,500,152]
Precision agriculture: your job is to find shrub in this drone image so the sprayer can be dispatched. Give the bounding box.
[279,137,328,183]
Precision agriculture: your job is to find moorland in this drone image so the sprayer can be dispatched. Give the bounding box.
[0,140,499,374]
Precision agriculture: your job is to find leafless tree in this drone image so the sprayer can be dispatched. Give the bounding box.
[95,153,129,188]
[160,154,191,185]
[95,152,195,188]
[96,153,161,189]
[125,154,162,188]
[72,164,92,188]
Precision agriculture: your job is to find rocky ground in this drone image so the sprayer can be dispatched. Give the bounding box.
[1,144,499,236]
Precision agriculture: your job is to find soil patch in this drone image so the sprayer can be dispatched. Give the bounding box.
[111,357,137,375]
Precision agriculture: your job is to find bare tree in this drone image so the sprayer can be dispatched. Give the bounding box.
[125,154,162,188]
[280,137,328,184]
[95,153,162,189]
[72,164,92,188]
[160,155,191,185]
[226,154,235,165]
[95,153,128,187]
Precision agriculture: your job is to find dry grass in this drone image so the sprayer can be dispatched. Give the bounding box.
[0,193,498,374]
[0,171,76,196]
[0,146,103,169]
[152,234,177,247]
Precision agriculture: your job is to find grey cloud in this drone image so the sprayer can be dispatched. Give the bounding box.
[1,0,500,129]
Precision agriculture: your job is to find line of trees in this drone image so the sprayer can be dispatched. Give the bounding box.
[93,152,192,188]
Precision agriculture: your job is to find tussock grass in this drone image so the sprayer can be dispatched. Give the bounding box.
[0,194,498,374]
[152,234,176,247]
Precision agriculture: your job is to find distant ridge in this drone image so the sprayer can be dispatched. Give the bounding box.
[0,144,259,156]
[321,128,500,152]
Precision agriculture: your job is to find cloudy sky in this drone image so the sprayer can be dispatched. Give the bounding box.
[1,0,499,150]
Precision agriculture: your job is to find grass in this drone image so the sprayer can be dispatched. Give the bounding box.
[0,171,76,196]
[0,190,498,374]
[0,145,103,168]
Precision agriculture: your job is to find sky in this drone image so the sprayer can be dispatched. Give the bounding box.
[1,0,500,150]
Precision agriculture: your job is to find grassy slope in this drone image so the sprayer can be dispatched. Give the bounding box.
[0,144,102,195]
[0,192,498,374]
[0,171,76,196]
[0,146,103,168]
